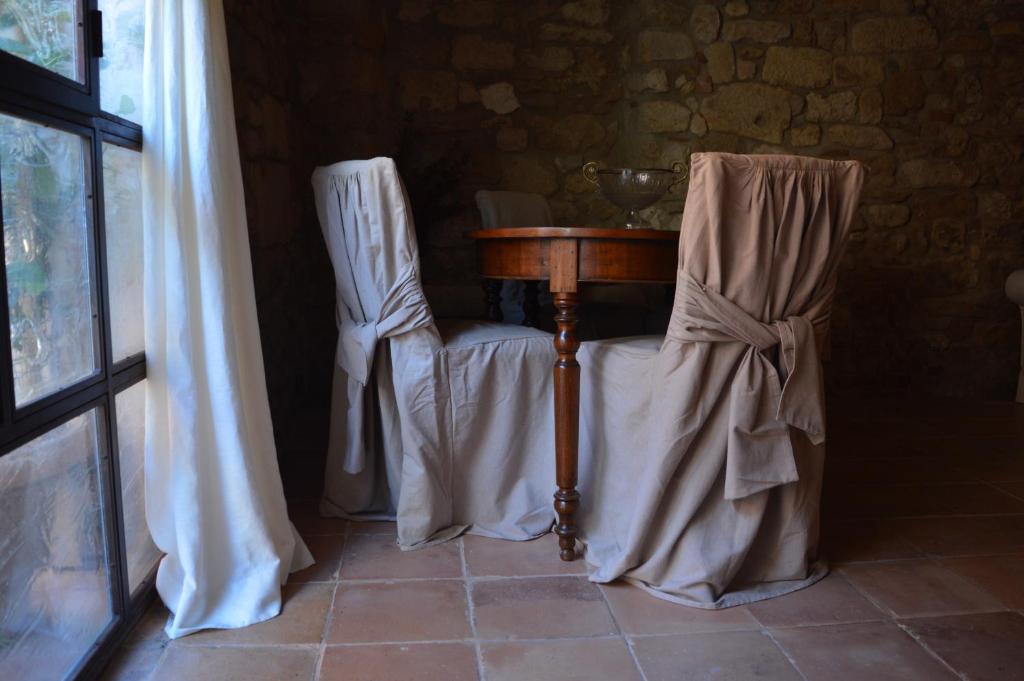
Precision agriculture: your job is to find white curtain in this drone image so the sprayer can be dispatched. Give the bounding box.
[142,0,312,638]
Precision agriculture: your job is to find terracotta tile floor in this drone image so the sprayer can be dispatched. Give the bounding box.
[102,400,1024,680]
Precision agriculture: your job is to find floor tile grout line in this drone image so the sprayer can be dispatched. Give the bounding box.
[313,581,341,681]
[594,584,650,681]
[893,620,970,680]
[762,628,811,681]
[459,537,487,681]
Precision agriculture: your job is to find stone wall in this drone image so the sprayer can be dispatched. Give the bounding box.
[387,0,1024,400]
[225,0,1024,468]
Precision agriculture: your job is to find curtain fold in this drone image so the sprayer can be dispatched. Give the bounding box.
[142,0,312,638]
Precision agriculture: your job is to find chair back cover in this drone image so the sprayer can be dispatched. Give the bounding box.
[581,152,864,607]
[311,158,435,475]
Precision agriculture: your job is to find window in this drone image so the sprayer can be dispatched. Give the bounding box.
[0,2,153,680]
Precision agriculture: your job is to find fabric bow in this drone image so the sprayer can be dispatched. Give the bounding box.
[335,263,433,386]
[333,263,433,474]
[669,274,828,500]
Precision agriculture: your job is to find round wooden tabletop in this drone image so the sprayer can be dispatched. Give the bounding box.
[465,227,680,241]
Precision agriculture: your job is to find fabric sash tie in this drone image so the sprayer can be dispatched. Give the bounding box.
[669,274,827,500]
[336,263,434,386]
[333,263,433,473]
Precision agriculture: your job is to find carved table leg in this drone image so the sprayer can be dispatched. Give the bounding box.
[553,291,581,561]
[523,281,540,327]
[483,279,503,322]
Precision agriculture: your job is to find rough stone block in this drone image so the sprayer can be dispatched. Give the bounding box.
[480,82,520,114]
[637,30,696,61]
[791,124,821,147]
[762,46,832,88]
[863,203,911,228]
[700,82,791,143]
[521,47,575,71]
[832,56,885,87]
[858,88,883,124]
[560,0,609,26]
[690,4,721,44]
[538,23,614,44]
[805,91,857,122]
[637,100,692,133]
[721,20,791,44]
[705,42,735,84]
[532,113,606,152]
[825,124,892,149]
[850,16,939,53]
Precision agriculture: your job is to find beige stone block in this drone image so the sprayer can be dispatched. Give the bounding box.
[637,30,696,61]
[705,42,735,84]
[858,88,883,124]
[724,0,749,17]
[537,23,613,44]
[791,124,821,147]
[560,0,609,26]
[626,68,670,93]
[863,204,911,228]
[833,56,885,87]
[690,113,709,136]
[762,46,832,88]
[700,82,791,143]
[825,124,893,150]
[636,100,692,133]
[737,59,756,80]
[721,19,791,44]
[899,159,967,188]
[451,35,515,70]
[521,46,574,72]
[805,91,857,123]
[480,82,519,114]
[532,113,606,152]
[850,16,939,53]
[690,4,721,44]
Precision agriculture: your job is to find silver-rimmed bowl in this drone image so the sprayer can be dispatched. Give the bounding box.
[583,161,688,229]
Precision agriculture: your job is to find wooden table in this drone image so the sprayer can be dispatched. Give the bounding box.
[466,227,680,560]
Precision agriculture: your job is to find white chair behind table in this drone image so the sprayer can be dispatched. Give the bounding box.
[474,190,554,325]
[312,158,556,547]
[578,152,865,608]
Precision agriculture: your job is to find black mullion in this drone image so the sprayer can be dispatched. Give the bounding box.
[92,127,133,625]
[0,133,13,428]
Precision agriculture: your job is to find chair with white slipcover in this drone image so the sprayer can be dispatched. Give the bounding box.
[578,152,865,607]
[312,158,556,547]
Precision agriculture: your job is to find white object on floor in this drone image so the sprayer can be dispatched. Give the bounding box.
[313,159,556,547]
[1006,269,1024,402]
[142,0,312,639]
[578,152,865,608]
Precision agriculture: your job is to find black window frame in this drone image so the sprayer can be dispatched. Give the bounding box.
[0,3,154,680]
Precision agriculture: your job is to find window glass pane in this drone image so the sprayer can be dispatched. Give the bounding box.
[98,0,144,124]
[114,380,158,594]
[102,142,143,362]
[0,0,84,82]
[1,112,98,406]
[0,410,112,680]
